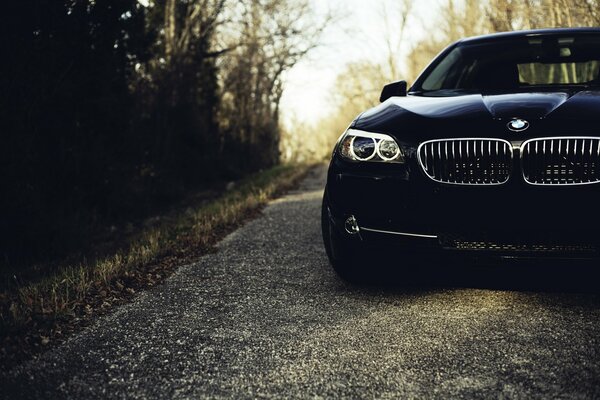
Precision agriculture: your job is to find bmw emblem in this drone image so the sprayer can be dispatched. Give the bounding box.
[507,118,529,132]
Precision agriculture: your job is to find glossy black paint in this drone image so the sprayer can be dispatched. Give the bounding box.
[324,28,600,261]
[356,90,600,143]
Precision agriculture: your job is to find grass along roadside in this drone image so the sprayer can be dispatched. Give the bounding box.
[0,163,315,366]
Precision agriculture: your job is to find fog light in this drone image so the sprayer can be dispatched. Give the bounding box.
[344,216,360,234]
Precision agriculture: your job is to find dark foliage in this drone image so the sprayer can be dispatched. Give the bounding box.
[0,0,280,267]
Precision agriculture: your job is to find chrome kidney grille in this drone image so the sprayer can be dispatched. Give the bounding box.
[521,137,600,185]
[417,139,513,185]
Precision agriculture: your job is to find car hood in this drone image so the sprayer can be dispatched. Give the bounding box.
[354,89,600,142]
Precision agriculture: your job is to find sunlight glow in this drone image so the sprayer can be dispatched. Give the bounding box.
[280,0,439,127]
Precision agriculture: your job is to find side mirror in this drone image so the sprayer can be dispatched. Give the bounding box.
[379,80,408,102]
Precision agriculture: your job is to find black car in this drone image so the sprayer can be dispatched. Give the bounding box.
[322,28,600,280]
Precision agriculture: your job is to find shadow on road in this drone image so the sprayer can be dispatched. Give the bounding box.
[351,256,600,294]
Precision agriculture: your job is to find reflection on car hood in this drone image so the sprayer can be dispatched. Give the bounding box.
[354,89,600,141]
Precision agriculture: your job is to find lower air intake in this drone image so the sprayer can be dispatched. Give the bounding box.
[451,240,598,254]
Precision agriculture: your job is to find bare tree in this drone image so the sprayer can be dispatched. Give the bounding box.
[380,0,414,81]
[219,0,329,168]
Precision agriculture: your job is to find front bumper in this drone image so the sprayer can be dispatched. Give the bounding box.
[326,157,600,259]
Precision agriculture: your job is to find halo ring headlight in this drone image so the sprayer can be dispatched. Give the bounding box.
[338,129,405,164]
[350,136,377,161]
[376,139,401,161]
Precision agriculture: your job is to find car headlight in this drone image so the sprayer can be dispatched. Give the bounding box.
[338,129,405,163]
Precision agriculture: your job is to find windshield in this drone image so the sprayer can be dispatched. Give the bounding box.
[415,34,600,95]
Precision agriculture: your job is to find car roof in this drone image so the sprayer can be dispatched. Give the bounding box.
[457,27,600,44]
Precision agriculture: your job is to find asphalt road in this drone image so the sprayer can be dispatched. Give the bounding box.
[3,165,600,399]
